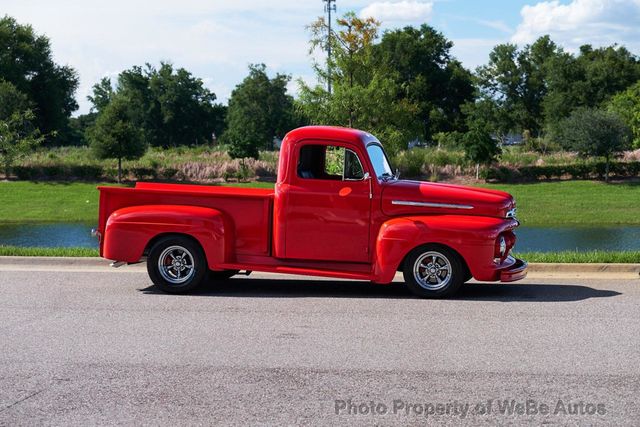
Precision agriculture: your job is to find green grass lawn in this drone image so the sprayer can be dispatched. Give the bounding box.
[0,246,99,257]
[0,179,639,226]
[0,181,108,223]
[0,245,637,263]
[480,181,640,227]
[0,180,274,223]
[515,250,640,263]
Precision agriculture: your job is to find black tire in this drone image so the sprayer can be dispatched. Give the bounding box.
[208,269,239,281]
[402,244,465,298]
[462,266,473,283]
[147,235,208,294]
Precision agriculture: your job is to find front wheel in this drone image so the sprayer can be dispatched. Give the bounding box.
[402,245,465,298]
[147,235,207,294]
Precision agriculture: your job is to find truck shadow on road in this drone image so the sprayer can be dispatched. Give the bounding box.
[139,279,621,302]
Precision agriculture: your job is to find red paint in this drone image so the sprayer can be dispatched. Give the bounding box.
[98,125,527,285]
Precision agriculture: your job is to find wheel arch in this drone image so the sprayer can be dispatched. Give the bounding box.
[374,216,485,283]
[102,204,232,269]
[144,232,204,256]
[397,242,470,279]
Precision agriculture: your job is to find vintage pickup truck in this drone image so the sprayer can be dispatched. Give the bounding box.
[96,126,526,297]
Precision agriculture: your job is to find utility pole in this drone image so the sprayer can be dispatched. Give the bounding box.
[323,0,336,94]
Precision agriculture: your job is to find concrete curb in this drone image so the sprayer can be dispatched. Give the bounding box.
[0,256,107,267]
[527,263,640,274]
[0,256,638,278]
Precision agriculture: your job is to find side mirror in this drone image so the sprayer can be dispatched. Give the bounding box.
[363,172,370,180]
[394,168,401,180]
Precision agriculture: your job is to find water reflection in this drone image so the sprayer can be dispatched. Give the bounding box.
[0,222,97,248]
[1,222,640,252]
[515,226,640,252]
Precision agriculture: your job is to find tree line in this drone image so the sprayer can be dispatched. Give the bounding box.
[1,14,639,182]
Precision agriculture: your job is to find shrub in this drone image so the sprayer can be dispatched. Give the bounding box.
[486,161,640,182]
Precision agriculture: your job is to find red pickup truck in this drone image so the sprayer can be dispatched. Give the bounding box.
[97,126,526,297]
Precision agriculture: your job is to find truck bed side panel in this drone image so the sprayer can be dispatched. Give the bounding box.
[98,186,273,258]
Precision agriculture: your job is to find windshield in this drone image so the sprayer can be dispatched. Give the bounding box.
[367,144,394,180]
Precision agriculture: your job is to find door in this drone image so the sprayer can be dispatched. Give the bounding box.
[284,142,372,263]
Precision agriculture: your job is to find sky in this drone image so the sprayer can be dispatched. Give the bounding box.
[2,0,640,115]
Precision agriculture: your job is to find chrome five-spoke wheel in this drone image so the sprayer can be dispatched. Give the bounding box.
[158,245,195,284]
[147,235,207,294]
[403,245,465,298]
[413,251,452,290]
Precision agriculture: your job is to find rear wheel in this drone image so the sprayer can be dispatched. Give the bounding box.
[147,235,207,294]
[403,245,465,298]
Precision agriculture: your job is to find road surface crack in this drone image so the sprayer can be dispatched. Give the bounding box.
[0,389,45,414]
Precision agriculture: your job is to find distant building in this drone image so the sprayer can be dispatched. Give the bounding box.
[492,133,523,146]
[407,139,427,149]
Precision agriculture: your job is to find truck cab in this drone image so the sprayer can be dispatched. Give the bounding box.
[97,126,527,298]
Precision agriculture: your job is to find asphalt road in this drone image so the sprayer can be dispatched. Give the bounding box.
[0,263,639,426]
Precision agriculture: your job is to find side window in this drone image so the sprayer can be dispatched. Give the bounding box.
[344,149,364,180]
[298,144,365,181]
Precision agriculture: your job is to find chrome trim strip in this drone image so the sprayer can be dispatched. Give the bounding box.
[391,200,474,210]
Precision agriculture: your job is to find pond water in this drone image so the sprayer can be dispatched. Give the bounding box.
[1,222,640,253]
[0,222,97,248]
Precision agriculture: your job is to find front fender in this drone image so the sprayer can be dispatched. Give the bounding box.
[373,215,519,283]
[103,205,232,269]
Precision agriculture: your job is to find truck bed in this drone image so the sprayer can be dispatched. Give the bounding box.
[98,182,274,257]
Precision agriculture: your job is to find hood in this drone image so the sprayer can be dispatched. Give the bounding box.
[381,180,515,219]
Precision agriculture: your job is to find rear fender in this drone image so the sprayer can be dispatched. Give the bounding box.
[373,215,518,283]
[103,205,232,269]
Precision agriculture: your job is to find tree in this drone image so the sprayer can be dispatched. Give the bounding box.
[608,81,640,149]
[67,113,97,146]
[299,12,419,153]
[88,63,226,148]
[87,77,114,113]
[88,95,146,182]
[373,25,474,141]
[0,16,79,144]
[223,64,301,159]
[475,36,564,137]
[554,108,632,182]
[462,127,501,179]
[544,44,640,129]
[0,80,43,177]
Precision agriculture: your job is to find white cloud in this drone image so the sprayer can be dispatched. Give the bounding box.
[477,20,513,35]
[512,0,640,52]
[1,0,320,114]
[360,1,434,23]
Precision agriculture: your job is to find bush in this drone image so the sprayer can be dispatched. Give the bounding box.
[486,161,640,182]
[393,150,425,177]
[433,131,464,150]
[522,137,560,154]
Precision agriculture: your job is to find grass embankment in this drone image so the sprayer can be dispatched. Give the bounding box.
[0,246,99,257]
[1,180,639,226]
[481,181,640,227]
[0,246,637,263]
[0,181,274,223]
[1,180,639,262]
[515,251,640,263]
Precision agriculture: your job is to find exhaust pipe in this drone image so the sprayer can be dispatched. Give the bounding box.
[110,261,126,268]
